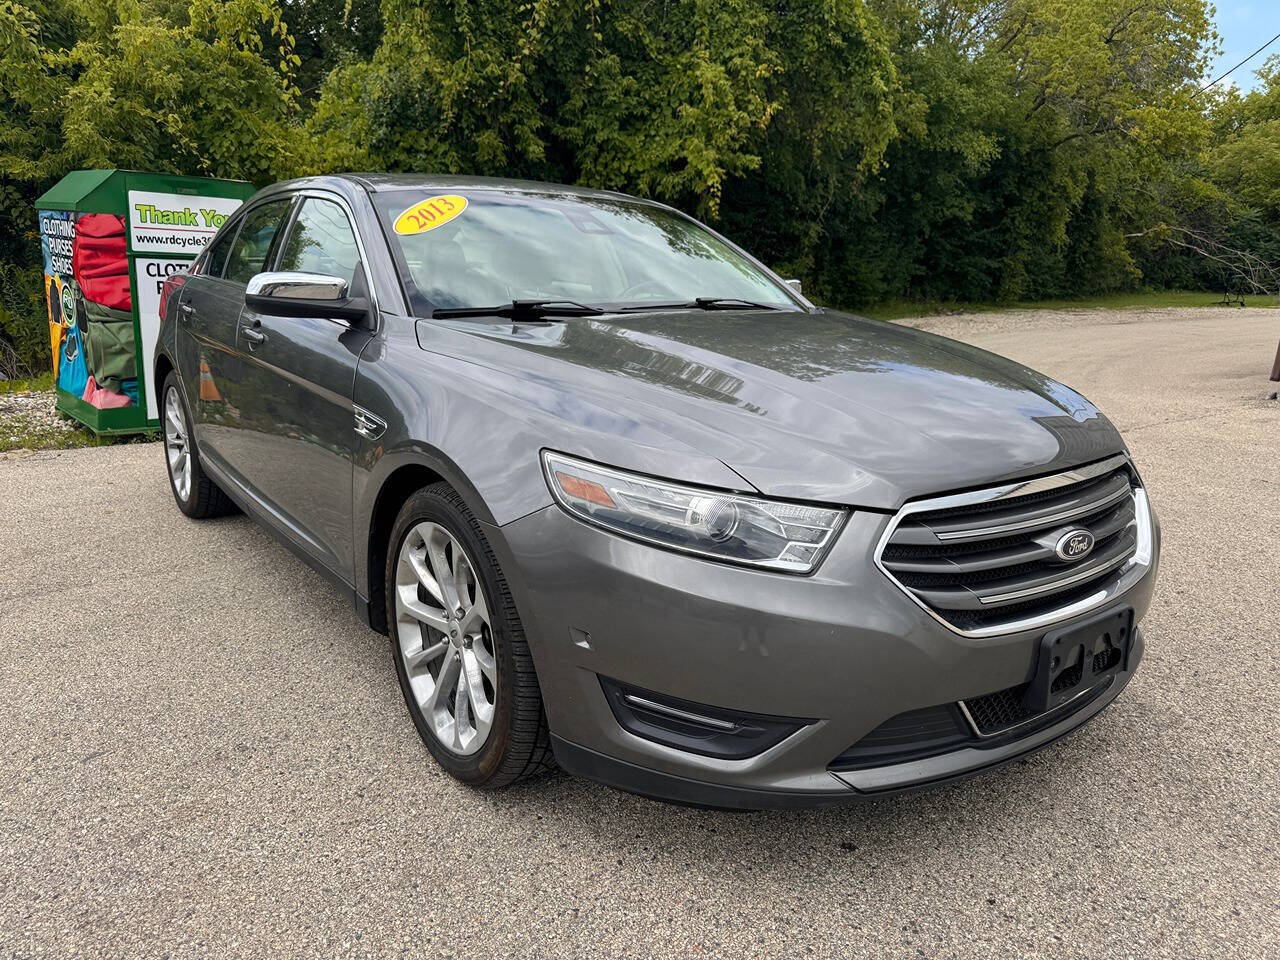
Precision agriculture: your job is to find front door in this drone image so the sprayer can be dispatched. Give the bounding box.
[232,193,375,580]
[177,198,293,465]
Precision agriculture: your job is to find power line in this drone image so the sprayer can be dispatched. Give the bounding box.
[1199,30,1280,93]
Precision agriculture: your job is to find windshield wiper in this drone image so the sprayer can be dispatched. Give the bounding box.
[616,296,781,313]
[431,299,605,321]
[691,297,780,310]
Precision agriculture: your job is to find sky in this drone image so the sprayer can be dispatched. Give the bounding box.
[1210,2,1280,92]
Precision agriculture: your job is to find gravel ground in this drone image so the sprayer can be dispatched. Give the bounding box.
[0,306,1277,959]
[0,391,85,452]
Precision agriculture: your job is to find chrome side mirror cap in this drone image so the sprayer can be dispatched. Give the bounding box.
[246,271,348,301]
[245,271,371,324]
[784,278,803,295]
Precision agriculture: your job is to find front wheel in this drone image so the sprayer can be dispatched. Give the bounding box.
[386,483,554,788]
[161,372,235,519]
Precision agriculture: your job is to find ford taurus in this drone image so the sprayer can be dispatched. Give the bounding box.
[154,174,1160,808]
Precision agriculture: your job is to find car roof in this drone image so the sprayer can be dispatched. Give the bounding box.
[334,173,644,203]
[250,175,680,220]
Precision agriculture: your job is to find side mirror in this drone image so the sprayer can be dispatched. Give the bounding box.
[245,272,371,324]
[783,278,803,295]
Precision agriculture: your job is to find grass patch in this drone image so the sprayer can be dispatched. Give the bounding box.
[0,418,106,453]
[0,417,156,453]
[859,289,1280,321]
[0,371,55,395]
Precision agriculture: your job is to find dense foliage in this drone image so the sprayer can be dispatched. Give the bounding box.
[0,0,1275,375]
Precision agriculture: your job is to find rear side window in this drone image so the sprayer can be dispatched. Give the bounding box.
[204,221,239,277]
[276,197,364,291]
[225,199,292,284]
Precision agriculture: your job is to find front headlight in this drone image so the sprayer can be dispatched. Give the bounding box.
[542,451,848,573]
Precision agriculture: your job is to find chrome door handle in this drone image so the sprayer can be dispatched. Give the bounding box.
[241,326,267,346]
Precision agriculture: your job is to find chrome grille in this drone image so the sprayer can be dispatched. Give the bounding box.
[876,454,1149,636]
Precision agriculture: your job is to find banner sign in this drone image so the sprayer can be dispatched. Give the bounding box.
[127,190,242,254]
[134,257,190,418]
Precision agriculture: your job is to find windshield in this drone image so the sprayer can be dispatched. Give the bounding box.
[372,189,800,315]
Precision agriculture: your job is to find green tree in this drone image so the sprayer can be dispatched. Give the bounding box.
[1,0,302,184]
[306,0,898,220]
[1196,58,1280,284]
[0,0,1255,379]
[0,0,305,375]
[784,0,1217,304]
[284,0,383,98]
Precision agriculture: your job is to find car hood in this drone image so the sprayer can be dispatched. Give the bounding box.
[418,309,1126,509]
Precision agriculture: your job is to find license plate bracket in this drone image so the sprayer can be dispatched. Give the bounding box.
[1024,607,1133,714]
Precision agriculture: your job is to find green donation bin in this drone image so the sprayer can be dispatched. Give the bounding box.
[36,170,256,434]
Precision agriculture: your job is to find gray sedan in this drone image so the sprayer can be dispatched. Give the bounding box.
[154,174,1159,808]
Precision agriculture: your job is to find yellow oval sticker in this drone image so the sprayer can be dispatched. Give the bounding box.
[393,195,468,235]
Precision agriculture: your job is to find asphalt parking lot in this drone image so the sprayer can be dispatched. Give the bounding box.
[1,306,1277,959]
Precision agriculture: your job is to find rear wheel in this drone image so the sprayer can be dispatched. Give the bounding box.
[387,483,554,787]
[162,372,235,519]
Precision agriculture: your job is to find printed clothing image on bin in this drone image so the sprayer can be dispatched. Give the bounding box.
[46,275,62,379]
[72,213,132,311]
[71,213,136,408]
[55,277,89,400]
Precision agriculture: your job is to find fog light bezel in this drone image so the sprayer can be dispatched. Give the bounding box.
[599,676,812,760]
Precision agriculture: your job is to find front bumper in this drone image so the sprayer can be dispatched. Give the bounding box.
[486,500,1159,809]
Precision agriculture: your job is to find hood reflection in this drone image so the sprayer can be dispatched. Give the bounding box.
[442,307,1124,507]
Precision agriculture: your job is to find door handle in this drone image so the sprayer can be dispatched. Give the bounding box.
[241,326,267,346]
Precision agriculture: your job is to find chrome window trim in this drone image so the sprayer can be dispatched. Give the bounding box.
[873,454,1154,639]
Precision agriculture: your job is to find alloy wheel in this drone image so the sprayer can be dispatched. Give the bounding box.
[164,387,191,502]
[394,522,498,756]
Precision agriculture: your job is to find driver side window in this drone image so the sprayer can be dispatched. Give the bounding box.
[225,199,292,285]
[204,219,240,278]
[276,197,366,294]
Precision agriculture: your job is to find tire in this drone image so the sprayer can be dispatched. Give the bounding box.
[386,482,554,788]
[161,371,235,519]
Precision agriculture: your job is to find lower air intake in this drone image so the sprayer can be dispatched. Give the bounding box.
[960,677,1114,738]
[830,676,1117,770]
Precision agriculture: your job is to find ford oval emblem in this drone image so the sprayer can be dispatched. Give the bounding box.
[1055,529,1096,562]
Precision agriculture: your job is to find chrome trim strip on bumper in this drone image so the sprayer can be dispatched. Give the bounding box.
[873,455,1155,639]
[621,693,739,731]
